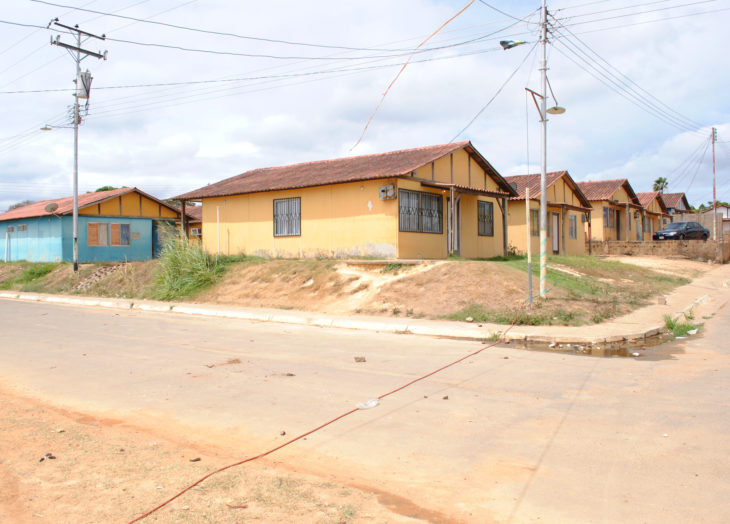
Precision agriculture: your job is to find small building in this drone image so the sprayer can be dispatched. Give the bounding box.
[577,179,643,241]
[661,192,690,215]
[184,204,202,244]
[504,171,592,256]
[175,141,517,259]
[636,191,671,237]
[0,187,183,263]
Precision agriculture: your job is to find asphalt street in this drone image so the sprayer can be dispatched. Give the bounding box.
[1,298,728,523]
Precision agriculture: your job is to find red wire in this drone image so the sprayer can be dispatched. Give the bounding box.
[128,301,525,523]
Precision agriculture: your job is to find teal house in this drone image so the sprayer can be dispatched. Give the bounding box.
[0,187,183,263]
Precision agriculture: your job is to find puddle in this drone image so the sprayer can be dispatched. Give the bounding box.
[502,330,681,359]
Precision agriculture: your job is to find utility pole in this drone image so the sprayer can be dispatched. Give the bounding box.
[539,0,548,297]
[50,19,107,272]
[712,126,717,241]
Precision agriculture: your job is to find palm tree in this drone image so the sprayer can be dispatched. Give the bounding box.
[653,177,668,193]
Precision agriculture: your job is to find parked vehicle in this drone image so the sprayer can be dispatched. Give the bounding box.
[653,221,709,240]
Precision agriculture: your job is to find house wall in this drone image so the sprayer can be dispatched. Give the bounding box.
[80,193,178,218]
[586,186,635,241]
[201,179,400,258]
[507,177,588,256]
[507,201,587,256]
[1,217,63,262]
[396,178,447,258]
[67,216,158,262]
[410,149,502,192]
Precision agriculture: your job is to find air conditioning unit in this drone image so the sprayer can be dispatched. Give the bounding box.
[379,185,396,200]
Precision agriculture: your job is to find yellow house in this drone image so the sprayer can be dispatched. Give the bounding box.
[175,141,517,259]
[636,191,671,238]
[504,171,592,256]
[577,179,643,241]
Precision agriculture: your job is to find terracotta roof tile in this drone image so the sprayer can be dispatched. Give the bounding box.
[174,141,514,200]
[0,187,182,222]
[504,171,591,208]
[636,191,669,214]
[661,192,690,209]
[576,179,639,204]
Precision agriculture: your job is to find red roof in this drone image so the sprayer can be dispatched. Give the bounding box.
[184,205,202,223]
[636,191,669,214]
[661,192,690,210]
[576,179,639,204]
[0,187,182,222]
[175,141,515,200]
[504,171,591,209]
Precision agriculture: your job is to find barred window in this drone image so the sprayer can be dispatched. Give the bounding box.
[7,226,15,233]
[530,209,539,237]
[478,201,494,236]
[398,189,443,234]
[273,197,301,237]
[17,224,27,232]
[569,215,577,239]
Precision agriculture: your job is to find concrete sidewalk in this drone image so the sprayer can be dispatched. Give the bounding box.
[2,262,729,347]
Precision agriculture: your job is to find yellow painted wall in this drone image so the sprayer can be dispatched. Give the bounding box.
[459,195,505,259]
[409,149,501,192]
[396,178,447,259]
[508,200,587,255]
[201,179,399,258]
[79,193,178,218]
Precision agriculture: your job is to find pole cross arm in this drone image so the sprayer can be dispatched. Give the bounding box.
[51,37,106,60]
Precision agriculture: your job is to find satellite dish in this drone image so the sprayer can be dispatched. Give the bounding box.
[547,106,566,115]
[45,202,58,213]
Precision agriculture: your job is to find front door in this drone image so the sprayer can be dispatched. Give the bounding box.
[552,212,559,253]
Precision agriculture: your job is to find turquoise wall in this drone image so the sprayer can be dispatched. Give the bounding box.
[2,216,174,263]
[1,217,63,262]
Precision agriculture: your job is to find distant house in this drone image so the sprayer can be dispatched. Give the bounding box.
[637,191,671,238]
[661,192,690,215]
[577,179,643,241]
[175,141,518,259]
[183,204,202,244]
[0,187,184,263]
[504,171,592,255]
[699,204,730,219]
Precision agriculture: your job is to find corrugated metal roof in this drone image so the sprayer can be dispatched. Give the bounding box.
[0,187,183,222]
[174,141,516,200]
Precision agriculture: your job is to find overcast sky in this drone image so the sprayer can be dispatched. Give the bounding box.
[1,0,729,212]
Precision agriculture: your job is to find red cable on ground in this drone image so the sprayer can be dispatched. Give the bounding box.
[128,302,525,523]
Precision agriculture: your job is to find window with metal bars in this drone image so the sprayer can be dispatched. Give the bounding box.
[530,209,539,237]
[477,200,494,236]
[398,189,442,234]
[273,197,301,237]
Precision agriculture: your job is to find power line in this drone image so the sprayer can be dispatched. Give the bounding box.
[450,41,539,142]
[29,0,432,53]
[548,24,706,135]
[549,16,705,131]
[477,1,540,24]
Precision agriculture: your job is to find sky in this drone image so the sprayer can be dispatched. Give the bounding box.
[1,0,729,213]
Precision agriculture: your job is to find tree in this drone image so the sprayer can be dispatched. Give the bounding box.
[95,185,118,192]
[653,177,668,192]
[7,199,34,211]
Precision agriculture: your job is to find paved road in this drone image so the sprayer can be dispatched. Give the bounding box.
[1,298,728,523]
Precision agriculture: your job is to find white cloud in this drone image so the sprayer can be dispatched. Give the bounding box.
[0,0,728,211]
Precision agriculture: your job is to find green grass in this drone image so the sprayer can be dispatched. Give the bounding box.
[151,229,260,300]
[0,262,62,290]
[664,313,702,337]
[447,303,581,326]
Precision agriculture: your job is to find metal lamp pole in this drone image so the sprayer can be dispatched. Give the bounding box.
[539,0,548,298]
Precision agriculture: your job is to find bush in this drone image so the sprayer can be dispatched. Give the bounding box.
[152,230,223,300]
